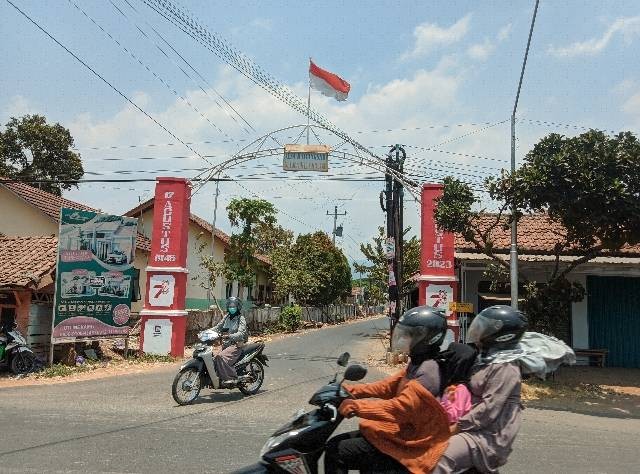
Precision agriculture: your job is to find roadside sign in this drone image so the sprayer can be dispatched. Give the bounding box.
[53,208,138,339]
[449,302,474,313]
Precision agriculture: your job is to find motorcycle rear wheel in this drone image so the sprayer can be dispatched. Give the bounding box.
[238,360,264,396]
[172,367,202,405]
[10,352,35,375]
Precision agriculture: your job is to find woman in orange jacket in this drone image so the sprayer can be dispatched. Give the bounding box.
[324,306,452,474]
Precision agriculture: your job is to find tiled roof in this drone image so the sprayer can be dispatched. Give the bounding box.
[125,198,271,265]
[126,197,230,244]
[0,236,58,289]
[188,213,231,244]
[455,213,640,257]
[1,179,97,219]
[1,179,151,252]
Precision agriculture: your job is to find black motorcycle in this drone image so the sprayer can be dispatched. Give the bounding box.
[234,352,368,474]
[0,322,36,375]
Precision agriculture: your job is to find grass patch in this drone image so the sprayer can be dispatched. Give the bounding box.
[130,353,176,364]
[37,363,96,378]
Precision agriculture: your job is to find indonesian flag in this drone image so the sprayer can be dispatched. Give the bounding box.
[309,60,350,101]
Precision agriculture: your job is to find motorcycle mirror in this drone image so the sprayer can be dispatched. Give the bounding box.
[344,364,367,382]
[337,352,350,367]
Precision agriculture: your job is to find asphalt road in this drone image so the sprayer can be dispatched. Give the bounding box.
[0,316,638,473]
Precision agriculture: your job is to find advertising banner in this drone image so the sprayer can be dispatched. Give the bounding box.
[52,208,138,339]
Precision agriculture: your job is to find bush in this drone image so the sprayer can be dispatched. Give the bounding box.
[279,305,302,332]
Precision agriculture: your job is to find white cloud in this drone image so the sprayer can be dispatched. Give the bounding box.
[250,18,273,31]
[612,78,636,96]
[467,39,495,61]
[622,92,640,115]
[401,14,471,60]
[497,23,513,41]
[2,95,36,120]
[548,16,640,58]
[466,23,512,62]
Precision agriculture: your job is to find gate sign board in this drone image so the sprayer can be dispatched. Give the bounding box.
[53,208,138,339]
[283,144,330,172]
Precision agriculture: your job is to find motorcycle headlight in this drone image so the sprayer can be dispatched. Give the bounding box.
[259,428,307,458]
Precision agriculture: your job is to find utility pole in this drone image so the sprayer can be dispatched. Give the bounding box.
[381,144,406,336]
[207,176,221,305]
[326,205,347,245]
[510,0,540,309]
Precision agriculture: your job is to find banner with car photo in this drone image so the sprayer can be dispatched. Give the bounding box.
[52,208,138,339]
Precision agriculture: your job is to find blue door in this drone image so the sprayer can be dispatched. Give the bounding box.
[587,276,640,368]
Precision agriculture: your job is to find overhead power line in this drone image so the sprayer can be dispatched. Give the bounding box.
[518,118,623,135]
[110,0,255,135]
[140,0,415,197]
[4,0,213,169]
[67,0,233,141]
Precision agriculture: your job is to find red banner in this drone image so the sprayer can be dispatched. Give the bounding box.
[420,184,455,277]
[149,178,191,268]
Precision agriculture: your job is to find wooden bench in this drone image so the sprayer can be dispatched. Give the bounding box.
[573,348,608,367]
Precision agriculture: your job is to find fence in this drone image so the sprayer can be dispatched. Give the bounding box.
[185,304,385,345]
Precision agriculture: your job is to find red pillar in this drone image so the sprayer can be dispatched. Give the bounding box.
[139,177,191,357]
[418,184,460,341]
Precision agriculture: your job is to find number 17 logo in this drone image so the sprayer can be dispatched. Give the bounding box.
[149,274,175,307]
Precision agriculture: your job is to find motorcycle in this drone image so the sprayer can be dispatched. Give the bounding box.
[171,328,269,405]
[233,352,368,474]
[0,322,37,375]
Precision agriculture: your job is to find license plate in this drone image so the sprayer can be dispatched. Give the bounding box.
[275,454,308,474]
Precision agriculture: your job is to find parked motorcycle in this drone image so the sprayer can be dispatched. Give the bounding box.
[0,322,37,375]
[171,328,269,405]
[233,352,369,474]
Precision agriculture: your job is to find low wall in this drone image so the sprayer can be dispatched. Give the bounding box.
[185,304,385,345]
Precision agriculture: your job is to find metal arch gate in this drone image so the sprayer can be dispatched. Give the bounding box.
[191,124,422,201]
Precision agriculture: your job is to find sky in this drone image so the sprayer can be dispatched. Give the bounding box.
[2,0,640,267]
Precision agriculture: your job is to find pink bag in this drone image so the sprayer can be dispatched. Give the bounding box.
[440,384,472,424]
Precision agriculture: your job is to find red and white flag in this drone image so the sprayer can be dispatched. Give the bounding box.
[309,60,350,101]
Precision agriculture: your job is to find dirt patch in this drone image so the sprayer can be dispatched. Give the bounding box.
[363,336,640,419]
[523,366,640,418]
[0,360,179,388]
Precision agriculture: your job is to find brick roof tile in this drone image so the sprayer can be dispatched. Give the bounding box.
[0,236,58,288]
[1,179,151,252]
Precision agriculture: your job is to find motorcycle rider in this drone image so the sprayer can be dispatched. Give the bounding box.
[433,305,528,474]
[325,306,452,474]
[211,297,248,386]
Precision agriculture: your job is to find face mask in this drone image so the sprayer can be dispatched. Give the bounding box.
[228,307,238,316]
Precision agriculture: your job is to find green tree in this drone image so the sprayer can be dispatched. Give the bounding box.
[435,130,640,339]
[271,231,351,306]
[0,115,84,195]
[224,198,277,295]
[353,226,421,303]
[253,222,294,257]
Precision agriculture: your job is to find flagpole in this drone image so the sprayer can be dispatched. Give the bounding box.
[307,58,311,145]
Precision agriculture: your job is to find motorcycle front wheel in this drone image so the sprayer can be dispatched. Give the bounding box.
[10,352,35,375]
[172,367,202,405]
[238,360,264,396]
